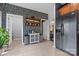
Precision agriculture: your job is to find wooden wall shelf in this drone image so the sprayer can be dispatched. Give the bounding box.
[24,16,40,26]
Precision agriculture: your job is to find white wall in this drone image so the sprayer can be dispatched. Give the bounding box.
[48,3,55,30]
[49,4,55,41]
[0,11,2,27]
[12,15,23,40]
[43,3,55,41]
[43,20,50,40]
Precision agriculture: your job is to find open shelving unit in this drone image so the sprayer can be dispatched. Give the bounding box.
[24,16,41,27]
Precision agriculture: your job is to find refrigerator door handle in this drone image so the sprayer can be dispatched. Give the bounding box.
[61,24,64,36]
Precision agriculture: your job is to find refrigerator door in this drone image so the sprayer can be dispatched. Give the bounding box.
[56,19,62,49]
[62,13,77,55]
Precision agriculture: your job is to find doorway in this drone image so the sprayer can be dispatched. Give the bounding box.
[6,14,23,47]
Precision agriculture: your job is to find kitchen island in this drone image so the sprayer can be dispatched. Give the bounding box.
[28,33,40,44]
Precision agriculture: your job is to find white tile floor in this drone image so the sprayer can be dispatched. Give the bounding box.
[3,40,69,56]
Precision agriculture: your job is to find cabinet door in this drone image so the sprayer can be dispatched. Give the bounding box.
[35,34,39,42]
[31,35,35,43]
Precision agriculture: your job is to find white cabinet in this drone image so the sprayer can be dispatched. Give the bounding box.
[28,33,39,44]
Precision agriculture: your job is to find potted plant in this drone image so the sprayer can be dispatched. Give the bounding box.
[0,27,9,55]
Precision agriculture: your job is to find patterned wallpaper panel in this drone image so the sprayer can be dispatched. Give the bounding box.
[0,3,48,27]
[0,3,47,42]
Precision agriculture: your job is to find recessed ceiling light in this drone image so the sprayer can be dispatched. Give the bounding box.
[41,19,45,21]
[72,12,75,15]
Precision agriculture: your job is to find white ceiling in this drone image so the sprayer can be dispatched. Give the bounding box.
[10,3,54,14]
